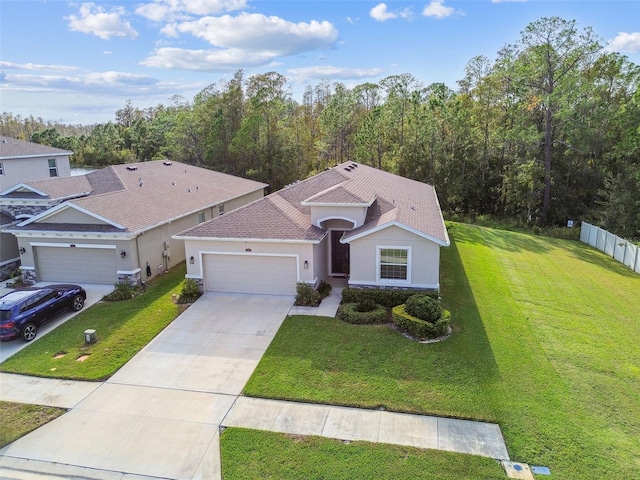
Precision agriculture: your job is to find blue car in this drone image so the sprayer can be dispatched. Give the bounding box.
[0,284,86,342]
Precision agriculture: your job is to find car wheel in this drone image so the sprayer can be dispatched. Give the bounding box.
[72,295,85,311]
[21,323,38,342]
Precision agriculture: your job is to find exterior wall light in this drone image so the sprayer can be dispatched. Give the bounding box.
[120,250,126,258]
[189,256,195,264]
[304,260,309,269]
[19,247,26,255]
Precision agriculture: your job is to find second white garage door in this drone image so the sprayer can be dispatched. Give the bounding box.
[203,254,297,295]
[35,246,118,285]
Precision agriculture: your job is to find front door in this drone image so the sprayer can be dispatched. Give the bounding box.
[331,230,350,276]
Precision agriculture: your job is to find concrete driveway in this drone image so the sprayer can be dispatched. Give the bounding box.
[0,283,114,363]
[0,293,294,480]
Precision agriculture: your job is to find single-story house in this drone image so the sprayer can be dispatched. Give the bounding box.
[3,160,266,285]
[0,136,73,279]
[174,162,450,296]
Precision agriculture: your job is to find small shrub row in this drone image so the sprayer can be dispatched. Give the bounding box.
[178,278,201,304]
[338,302,388,325]
[103,282,144,301]
[392,304,450,340]
[341,287,438,309]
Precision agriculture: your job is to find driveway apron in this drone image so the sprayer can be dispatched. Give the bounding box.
[0,293,294,480]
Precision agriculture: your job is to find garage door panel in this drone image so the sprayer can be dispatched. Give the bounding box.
[204,254,297,295]
[36,246,118,284]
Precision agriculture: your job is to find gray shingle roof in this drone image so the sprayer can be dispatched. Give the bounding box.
[177,162,449,246]
[0,136,73,159]
[9,161,267,234]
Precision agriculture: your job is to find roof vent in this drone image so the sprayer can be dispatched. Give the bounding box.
[344,167,352,172]
[188,188,192,192]
[351,163,358,168]
[172,181,176,186]
[163,161,172,166]
[126,166,138,171]
[139,180,144,187]
[2,139,7,143]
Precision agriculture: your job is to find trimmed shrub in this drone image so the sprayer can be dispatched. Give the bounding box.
[405,294,443,323]
[317,280,332,298]
[392,304,450,340]
[341,287,438,309]
[178,278,201,304]
[104,282,138,301]
[338,302,388,325]
[295,282,321,306]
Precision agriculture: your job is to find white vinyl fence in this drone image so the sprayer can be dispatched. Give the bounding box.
[580,222,640,274]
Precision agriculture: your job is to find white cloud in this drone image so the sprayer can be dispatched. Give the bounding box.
[143,13,339,71]
[370,3,412,22]
[491,0,527,3]
[288,65,384,82]
[370,3,396,22]
[422,0,455,19]
[174,13,337,54]
[1,69,192,97]
[135,0,247,22]
[0,61,80,72]
[66,3,138,40]
[605,32,640,53]
[141,47,276,71]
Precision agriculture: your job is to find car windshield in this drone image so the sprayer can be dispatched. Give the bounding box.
[0,309,12,321]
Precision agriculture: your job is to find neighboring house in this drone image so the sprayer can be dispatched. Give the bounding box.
[174,162,450,296]
[0,136,72,190]
[2,160,266,285]
[0,136,73,279]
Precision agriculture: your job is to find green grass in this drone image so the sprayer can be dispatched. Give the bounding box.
[0,264,186,381]
[0,401,65,448]
[244,224,640,479]
[220,428,506,480]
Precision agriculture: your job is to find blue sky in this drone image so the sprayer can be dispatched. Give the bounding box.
[1,0,639,125]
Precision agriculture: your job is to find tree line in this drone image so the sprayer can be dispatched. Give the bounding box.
[2,17,639,238]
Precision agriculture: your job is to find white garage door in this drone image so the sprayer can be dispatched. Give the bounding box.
[35,246,118,284]
[204,254,297,295]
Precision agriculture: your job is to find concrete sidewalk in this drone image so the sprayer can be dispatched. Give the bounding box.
[223,397,510,460]
[288,278,344,317]
[1,292,510,480]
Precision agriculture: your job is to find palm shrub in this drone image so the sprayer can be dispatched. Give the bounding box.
[178,278,201,304]
[317,280,332,298]
[295,282,321,306]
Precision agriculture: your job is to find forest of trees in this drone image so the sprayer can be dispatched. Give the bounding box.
[2,18,639,239]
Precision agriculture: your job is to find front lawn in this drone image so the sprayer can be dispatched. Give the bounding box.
[0,401,65,448]
[220,428,505,480]
[244,224,640,479]
[0,264,186,381]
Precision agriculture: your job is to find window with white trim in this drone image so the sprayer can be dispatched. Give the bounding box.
[48,158,58,177]
[0,161,4,175]
[379,248,409,281]
[198,211,205,223]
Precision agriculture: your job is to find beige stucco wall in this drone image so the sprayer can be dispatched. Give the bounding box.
[348,225,442,289]
[0,155,71,190]
[182,238,318,285]
[221,189,264,213]
[39,208,111,225]
[310,205,366,228]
